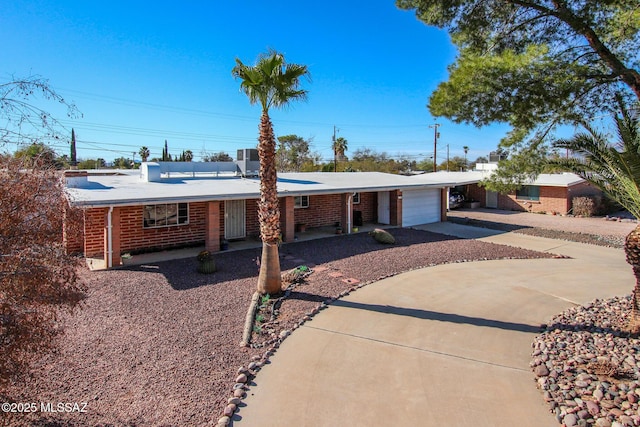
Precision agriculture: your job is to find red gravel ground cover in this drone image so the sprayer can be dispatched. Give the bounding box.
[4,228,553,427]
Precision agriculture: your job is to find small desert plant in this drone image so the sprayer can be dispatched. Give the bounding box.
[369,228,396,244]
[259,294,270,309]
[196,250,216,274]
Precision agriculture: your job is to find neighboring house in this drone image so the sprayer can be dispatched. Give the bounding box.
[475,173,602,215]
[64,156,450,269]
[411,166,602,215]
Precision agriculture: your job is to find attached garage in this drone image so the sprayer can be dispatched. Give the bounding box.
[402,188,441,226]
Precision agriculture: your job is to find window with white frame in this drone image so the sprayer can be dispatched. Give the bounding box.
[352,192,360,204]
[516,186,540,201]
[143,203,189,228]
[294,195,309,208]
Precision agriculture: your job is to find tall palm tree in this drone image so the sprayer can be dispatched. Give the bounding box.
[332,136,348,172]
[553,98,640,333]
[232,50,310,295]
[139,146,150,162]
[463,146,469,171]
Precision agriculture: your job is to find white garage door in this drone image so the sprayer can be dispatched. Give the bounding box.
[402,189,441,226]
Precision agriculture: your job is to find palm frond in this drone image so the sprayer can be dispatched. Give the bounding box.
[551,99,640,218]
[232,50,309,113]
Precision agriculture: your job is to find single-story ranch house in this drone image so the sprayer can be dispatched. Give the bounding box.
[413,166,602,215]
[63,153,602,269]
[64,154,456,269]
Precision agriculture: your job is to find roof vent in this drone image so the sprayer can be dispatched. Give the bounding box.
[236,149,259,177]
[140,162,161,182]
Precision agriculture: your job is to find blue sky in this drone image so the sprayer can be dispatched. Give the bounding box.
[2,0,513,164]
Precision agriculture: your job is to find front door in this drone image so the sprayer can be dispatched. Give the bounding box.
[377,191,390,224]
[486,191,498,209]
[225,200,246,239]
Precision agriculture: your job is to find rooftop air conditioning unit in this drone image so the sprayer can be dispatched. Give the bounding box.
[236,148,260,177]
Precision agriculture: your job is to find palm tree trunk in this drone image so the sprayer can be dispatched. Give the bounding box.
[625,224,640,334]
[256,111,281,294]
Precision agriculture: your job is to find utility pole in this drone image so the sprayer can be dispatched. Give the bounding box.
[332,125,339,172]
[428,123,440,172]
[446,144,450,172]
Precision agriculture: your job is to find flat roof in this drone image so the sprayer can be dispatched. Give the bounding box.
[66,171,444,207]
[410,171,586,188]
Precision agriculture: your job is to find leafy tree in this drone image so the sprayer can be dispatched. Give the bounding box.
[276,134,317,172]
[438,155,466,172]
[551,99,640,332]
[0,77,84,389]
[77,158,106,169]
[139,146,150,162]
[203,151,234,162]
[398,0,640,185]
[113,157,134,169]
[232,50,310,295]
[473,156,488,165]
[14,142,58,168]
[332,136,348,172]
[417,158,435,172]
[184,149,194,162]
[398,1,639,137]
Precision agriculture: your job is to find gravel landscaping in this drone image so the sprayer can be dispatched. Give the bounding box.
[4,228,552,427]
[448,208,637,249]
[532,297,640,427]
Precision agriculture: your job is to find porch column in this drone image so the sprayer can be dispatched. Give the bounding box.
[341,193,350,233]
[280,196,295,242]
[104,207,121,268]
[390,190,402,226]
[205,201,221,252]
[441,188,448,222]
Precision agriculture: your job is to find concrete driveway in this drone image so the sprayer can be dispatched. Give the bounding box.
[232,224,634,427]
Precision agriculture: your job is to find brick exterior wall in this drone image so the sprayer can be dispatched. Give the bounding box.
[293,194,343,228]
[78,191,400,263]
[462,182,602,216]
[353,192,377,223]
[119,203,207,254]
[84,208,107,257]
[466,184,487,207]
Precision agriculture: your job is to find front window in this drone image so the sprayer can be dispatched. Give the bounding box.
[353,192,360,204]
[516,186,540,201]
[294,195,309,208]
[143,203,189,228]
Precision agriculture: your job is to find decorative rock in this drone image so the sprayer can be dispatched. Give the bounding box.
[563,413,578,426]
[223,404,236,417]
[279,330,290,339]
[593,389,604,401]
[227,397,241,405]
[217,416,230,426]
[233,389,246,398]
[595,418,612,427]
[586,400,600,415]
[535,365,550,377]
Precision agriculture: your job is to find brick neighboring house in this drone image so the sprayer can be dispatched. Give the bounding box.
[411,168,602,216]
[64,160,449,269]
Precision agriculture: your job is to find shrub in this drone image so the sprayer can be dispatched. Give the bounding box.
[572,196,597,217]
[0,158,85,387]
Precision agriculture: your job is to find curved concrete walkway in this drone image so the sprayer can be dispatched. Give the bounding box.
[233,224,634,427]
